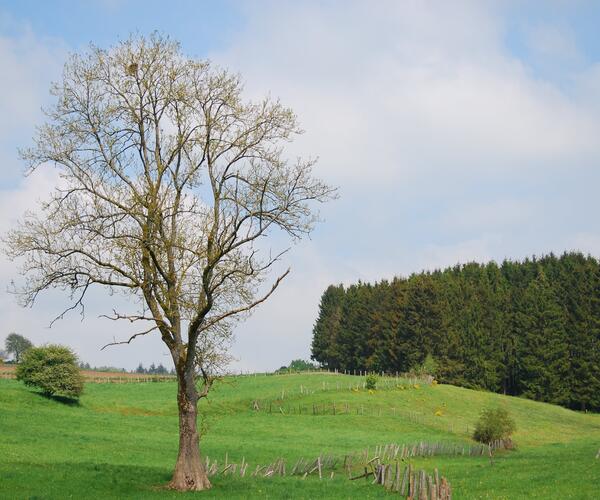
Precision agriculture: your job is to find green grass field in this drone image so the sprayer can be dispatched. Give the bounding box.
[1,372,599,498]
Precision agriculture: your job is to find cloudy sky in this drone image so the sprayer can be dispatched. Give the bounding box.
[1,1,599,371]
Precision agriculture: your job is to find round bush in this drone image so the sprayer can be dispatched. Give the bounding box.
[16,345,84,398]
[473,407,516,445]
[365,374,378,390]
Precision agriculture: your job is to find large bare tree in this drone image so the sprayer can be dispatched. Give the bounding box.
[5,34,334,491]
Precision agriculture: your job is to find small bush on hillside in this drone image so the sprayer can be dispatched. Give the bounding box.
[473,407,516,446]
[417,354,438,377]
[365,374,378,390]
[16,345,84,399]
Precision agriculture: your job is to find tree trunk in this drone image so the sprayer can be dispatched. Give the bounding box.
[169,372,211,491]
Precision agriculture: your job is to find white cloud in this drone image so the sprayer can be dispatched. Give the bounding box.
[439,199,537,233]
[215,1,600,189]
[417,234,499,272]
[566,233,600,257]
[0,168,59,234]
[0,23,66,143]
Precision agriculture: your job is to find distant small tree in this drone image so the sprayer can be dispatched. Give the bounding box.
[473,407,516,446]
[5,333,33,363]
[135,363,146,374]
[365,374,378,390]
[417,354,438,377]
[276,359,318,373]
[156,363,168,375]
[16,345,84,399]
[289,359,318,371]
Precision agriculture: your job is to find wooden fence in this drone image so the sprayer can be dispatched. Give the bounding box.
[82,375,175,384]
[0,366,174,384]
[253,400,437,419]
[365,441,507,460]
[202,452,453,499]
[369,463,452,499]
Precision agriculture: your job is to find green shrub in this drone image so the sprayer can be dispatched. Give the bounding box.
[16,345,84,399]
[473,407,516,445]
[417,354,438,377]
[365,374,378,390]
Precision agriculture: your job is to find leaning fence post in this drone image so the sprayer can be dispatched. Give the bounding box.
[400,465,408,495]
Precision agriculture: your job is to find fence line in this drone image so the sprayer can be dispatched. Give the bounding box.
[2,366,431,384]
[203,451,453,499]
[0,369,174,384]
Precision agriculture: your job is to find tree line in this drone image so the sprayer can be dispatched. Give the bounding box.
[311,252,600,411]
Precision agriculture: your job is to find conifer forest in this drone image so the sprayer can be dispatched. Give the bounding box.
[311,252,600,411]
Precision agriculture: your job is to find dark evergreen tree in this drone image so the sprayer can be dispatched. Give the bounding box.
[567,258,600,410]
[397,274,444,373]
[518,270,570,405]
[311,285,345,369]
[336,283,374,371]
[366,281,403,372]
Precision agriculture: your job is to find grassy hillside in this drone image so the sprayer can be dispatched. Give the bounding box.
[1,372,599,498]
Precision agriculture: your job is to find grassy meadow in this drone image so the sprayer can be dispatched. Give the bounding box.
[1,372,599,499]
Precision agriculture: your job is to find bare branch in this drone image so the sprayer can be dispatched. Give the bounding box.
[199,269,291,334]
[101,325,158,350]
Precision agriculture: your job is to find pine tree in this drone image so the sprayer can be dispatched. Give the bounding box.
[310,285,345,369]
[397,274,444,373]
[366,280,403,372]
[569,258,600,411]
[519,269,570,405]
[337,283,374,371]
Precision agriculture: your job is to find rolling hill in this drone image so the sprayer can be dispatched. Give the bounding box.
[1,372,599,498]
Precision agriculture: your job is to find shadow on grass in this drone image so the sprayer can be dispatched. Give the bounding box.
[35,391,81,406]
[0,460,175,498]
[0,460,384,499]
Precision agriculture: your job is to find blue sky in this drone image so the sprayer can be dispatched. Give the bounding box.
[1,1,600,371]
[1,0,242,53]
